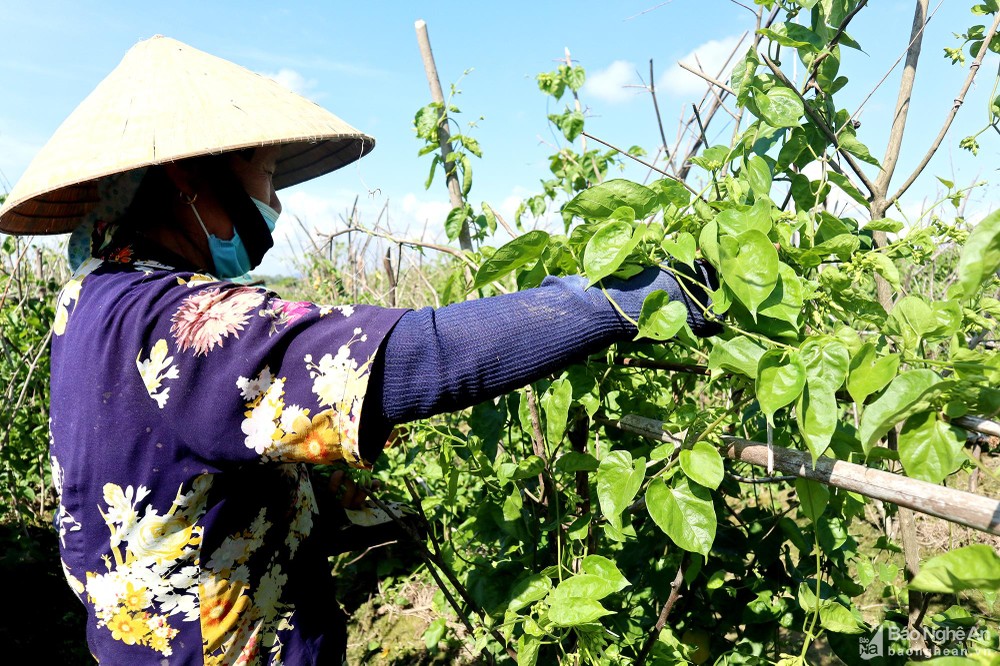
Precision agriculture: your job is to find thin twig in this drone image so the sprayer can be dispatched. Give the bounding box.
[636,561,685,665]
[678,61,736,96]
[580,131,703,200]
[888,8,1000,206]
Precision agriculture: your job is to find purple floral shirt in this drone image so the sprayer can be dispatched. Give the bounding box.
[49,255,405,664]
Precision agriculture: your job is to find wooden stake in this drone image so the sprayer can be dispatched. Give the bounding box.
[414,19,472,252]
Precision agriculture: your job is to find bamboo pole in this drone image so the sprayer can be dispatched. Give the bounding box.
[414,19,472,252]
[610,414,1000,536]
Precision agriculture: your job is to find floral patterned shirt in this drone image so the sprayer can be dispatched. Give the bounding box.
[49,255,406,664]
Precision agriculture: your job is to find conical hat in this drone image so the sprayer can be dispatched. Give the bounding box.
[0,35,375,235]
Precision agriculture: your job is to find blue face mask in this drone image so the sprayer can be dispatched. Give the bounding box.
[189,197,279,279]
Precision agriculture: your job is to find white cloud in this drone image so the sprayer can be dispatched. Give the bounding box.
[584,60,640,104]
[259,68,315,97]
[658,34,747,98]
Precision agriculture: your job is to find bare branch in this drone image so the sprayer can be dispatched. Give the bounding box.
[872,0,928,212]
[678,61,736,96]
[889,9,1000,206]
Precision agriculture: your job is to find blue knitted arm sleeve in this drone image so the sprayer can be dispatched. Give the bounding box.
[358,263,719,459]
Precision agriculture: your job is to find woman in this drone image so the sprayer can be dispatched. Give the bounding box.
[0,36,718,664]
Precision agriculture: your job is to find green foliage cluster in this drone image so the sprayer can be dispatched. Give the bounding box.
[390,1,1000,663]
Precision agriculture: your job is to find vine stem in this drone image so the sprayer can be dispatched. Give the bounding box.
[580,131,704,201]
[635,559,685,666]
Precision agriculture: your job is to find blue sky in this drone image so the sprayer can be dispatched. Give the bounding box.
[2,1,998,275]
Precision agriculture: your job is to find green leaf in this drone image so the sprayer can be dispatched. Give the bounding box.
[716,203,772,237]
[580,555,631,593]
[909,545,1000,594]
[819,602,864,634]
[956,208,1000,299]
[898,411,964,484]
[552,574,621,602]
[719,230,779,317]
[637,291,688,341]
[555,451,599,473]
[826,171,869,207]
[795,478,829,523]
[547,597,612,627]
[680,442,725,490]
[564,179,660,221]
[423,617,447,650]
[869,253,901,291]
[797,381,838,462]
[754,86,804,128]
[661,232,696,267]
[444,205,470,242]
[584,221,641,285]
[596,451,645,533]
[646,476,717,556]
[847,344,900,405]
[650,178,691,208]
[746,155,773,198]
[838,132,880,167]
[472,231,550,290]
[708,336,767,379]
[756,350,806,424]
[542,378,573,445]
[858,370,943,453]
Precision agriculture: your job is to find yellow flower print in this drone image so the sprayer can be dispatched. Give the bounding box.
[53,258,102,336]
[108,608,151,645]
[130,512,198,566]
[176,273,218,288]
[136,339,179,409]
[200,576,252,653]
[122,582,151,611]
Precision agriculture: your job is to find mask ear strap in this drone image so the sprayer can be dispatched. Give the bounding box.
[182,192,211,238]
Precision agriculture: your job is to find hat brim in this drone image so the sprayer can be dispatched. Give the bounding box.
[0,35,376,235]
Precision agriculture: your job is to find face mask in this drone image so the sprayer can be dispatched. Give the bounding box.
[188,199,253,279]
[251,197,280,232]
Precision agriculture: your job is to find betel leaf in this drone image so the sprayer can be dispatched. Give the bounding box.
[596,450,645,535]
[650,178,691,208]
[580,555,631,594]
[708,336,766,379]
[661,232,696,267]
[719,230,779,317]
[799,337,850,393]
[547,597,613,627]
[826,171,869,208]
[472,231,550,290]
[584,221,641,285]
[909,545,1000,594]
[858,369,943,453]
[754,86,804,128]
[819,602,864,635]
[646,476,717,557]
[898,410,965,484]
[746,155,773,198]
[542,377,573,446]
[637,291,688,341]
[551,574,621,602]
[797,380,838,462]
[680,441,725,490]
[956,208,1000,299]
[794,477,829,523]
[716,204,772,237]
[847,343,900,405]
[508,574,552,612]
[554,451,599,473]
[756,350,806,424]
[563,179,660,221]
